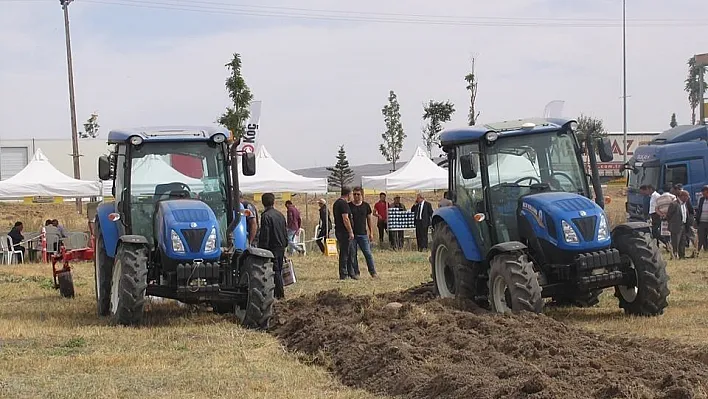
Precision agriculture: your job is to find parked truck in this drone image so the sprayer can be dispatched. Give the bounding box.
[624,125,708,221]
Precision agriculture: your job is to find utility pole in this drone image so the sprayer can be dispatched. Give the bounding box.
[60,0,82,212]
[622,0,628,167]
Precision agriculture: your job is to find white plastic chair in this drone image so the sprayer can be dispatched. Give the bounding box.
[4,236,23,264]
[295,228,306,256]
[0,235,12,264]
[66,232,89,250]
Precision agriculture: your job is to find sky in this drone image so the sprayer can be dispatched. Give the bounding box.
[1,0,707,170]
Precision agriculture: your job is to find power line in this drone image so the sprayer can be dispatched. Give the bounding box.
[6,0,707,28]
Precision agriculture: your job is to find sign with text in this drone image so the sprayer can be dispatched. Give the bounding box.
[238,101,262,154]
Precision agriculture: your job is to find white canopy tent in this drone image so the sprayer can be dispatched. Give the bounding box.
[130,155,204,195]
[239,146,328,193]
[0,149,101,199]
[361,147,447,191]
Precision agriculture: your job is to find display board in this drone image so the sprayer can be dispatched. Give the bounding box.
[387,208,415,230]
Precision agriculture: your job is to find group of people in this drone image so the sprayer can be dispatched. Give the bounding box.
[640,183,708,259]
[4,219,67,263]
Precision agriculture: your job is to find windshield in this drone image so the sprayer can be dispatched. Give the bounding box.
[627,166,660,190]
[127,141,229,245]
[485,131,586,242]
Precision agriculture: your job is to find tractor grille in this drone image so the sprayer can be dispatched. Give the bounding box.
[571,216,597,241]
[181,228,207,252]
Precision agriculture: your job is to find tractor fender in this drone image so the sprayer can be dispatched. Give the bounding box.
[118,235,150,246]
[432,206,483,262]
[96,202,120,258]
[611,221,652,237]
[486,241,527,262]
[237,247,274,265]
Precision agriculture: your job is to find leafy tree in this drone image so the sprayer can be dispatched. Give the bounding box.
[379,90,406,171]
[670,113,678,128]
[576,114,607,142]
[326,145,355,190]
[217,53,253,139]
[421,100,455,158]
[464,57,480,126]
[685,57,707,125]
[79,112,99,138]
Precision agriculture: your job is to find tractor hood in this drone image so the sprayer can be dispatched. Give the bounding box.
[519,192,611,252]
[155,199,222,261]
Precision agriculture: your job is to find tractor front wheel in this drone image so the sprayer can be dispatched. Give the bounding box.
[109,243,148,326]
[94,221,114,316]
[488,252,543,314]
[613,228,670,316]
[430,223,479,301]
[235,255,275,330]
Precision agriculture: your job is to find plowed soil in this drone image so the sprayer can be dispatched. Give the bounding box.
[271,283,708,399]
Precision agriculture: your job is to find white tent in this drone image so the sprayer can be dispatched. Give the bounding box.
[130,155,204,195]
[361,147,447,191]
[0,149,101,198]
[239,146,328,193]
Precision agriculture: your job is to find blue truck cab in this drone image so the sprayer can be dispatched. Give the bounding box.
[625,125,708,220]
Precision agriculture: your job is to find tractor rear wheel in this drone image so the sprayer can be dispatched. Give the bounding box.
[235,255,275,330]
[430,223,479,301]
[109,243,148,326]
[613,228,670,316]
[94,221,114,316]
[57,271,75,298]
[488,252,543,314]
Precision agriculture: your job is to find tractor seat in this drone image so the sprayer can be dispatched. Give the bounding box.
[153,182,192,202]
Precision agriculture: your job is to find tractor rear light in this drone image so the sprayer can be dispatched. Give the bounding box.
[108,213,121,222]
[473,213,486,222]
[171,230,186,253]
[597,214,610,241]
[204,227,217,253]
[561,220,579,243]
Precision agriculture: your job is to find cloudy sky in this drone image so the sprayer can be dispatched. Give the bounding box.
[1,0,707,170]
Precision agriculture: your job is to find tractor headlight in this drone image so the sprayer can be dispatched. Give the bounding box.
[129,135,143,146]
[597,213,610,241]
[204,227,217,252]
[212,133,226,143]
[561,220,579,243]
[171,229,185,253]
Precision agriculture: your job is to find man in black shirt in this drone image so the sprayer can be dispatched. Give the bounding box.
[333,187,356,279]
[8,221,25,263]
[349,186,377,278]
[258,193,288,299]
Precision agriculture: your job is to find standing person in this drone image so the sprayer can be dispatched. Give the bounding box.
[348,187,378,278]
[389,196,406,250]
[239,191,258,247]
[258,193,288,299]
[694,185,708,257]
[438,191,453,208]
[333,187,356,280]
[8,221,25,263]
[666,192,689,260]
[372,192,389,246]
[316,198,332,254]
[285,200,303,255]
[647,185,668,250]
[411,192,433,251]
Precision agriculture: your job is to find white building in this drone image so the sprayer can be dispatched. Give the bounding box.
[0,138,109,181]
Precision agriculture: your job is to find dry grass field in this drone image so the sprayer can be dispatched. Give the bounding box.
[2,189,708,398]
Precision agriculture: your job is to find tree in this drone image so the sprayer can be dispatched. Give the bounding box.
[576,114,607,142]
[79,112,99,138]
[464,57,480,126]
[326,145,355,190]
[421,100,455,158]
[217,53,253,139]
[379,90,406,171]
[685,56,707,125]
[670,113,678,128]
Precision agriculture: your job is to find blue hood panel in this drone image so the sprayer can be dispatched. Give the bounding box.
[155,199,222,261]
[520,192,611,252]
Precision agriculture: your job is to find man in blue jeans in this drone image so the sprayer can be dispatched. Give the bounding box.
[348,186,378,278]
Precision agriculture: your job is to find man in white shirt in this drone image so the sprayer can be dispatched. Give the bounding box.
[645,185,669,250]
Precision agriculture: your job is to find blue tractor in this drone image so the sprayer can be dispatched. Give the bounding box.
[94,126,276,328]
[430,118,670,315]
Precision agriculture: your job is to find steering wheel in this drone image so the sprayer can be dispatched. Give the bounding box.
[514,176,542,186]
[550,172,577,191]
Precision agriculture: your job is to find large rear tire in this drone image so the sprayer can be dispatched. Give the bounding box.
[430,223,480,302]
[235,255,275,330]
[109,243,148,326]
[94,221,114,316]
[488,252,543,314]
[613,228,670,316]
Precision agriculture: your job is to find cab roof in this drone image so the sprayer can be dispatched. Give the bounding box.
[107,125,229,144]
[440,117,574,146]
[649,124,708,145]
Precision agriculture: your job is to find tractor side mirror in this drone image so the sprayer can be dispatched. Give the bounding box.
[98,155,111,180]
[242,151,256,176]
[459,154,478,179]
[597,137,613,162]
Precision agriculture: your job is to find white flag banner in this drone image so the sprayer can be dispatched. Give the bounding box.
[239,100,262,153]
[543,100,565,118]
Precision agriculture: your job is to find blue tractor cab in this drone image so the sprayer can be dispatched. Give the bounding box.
[624,124,708,221]
[94,126,276,328]
[430,118,669,316]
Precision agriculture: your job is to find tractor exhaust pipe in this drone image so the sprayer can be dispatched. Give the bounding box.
[585,136,605,209]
